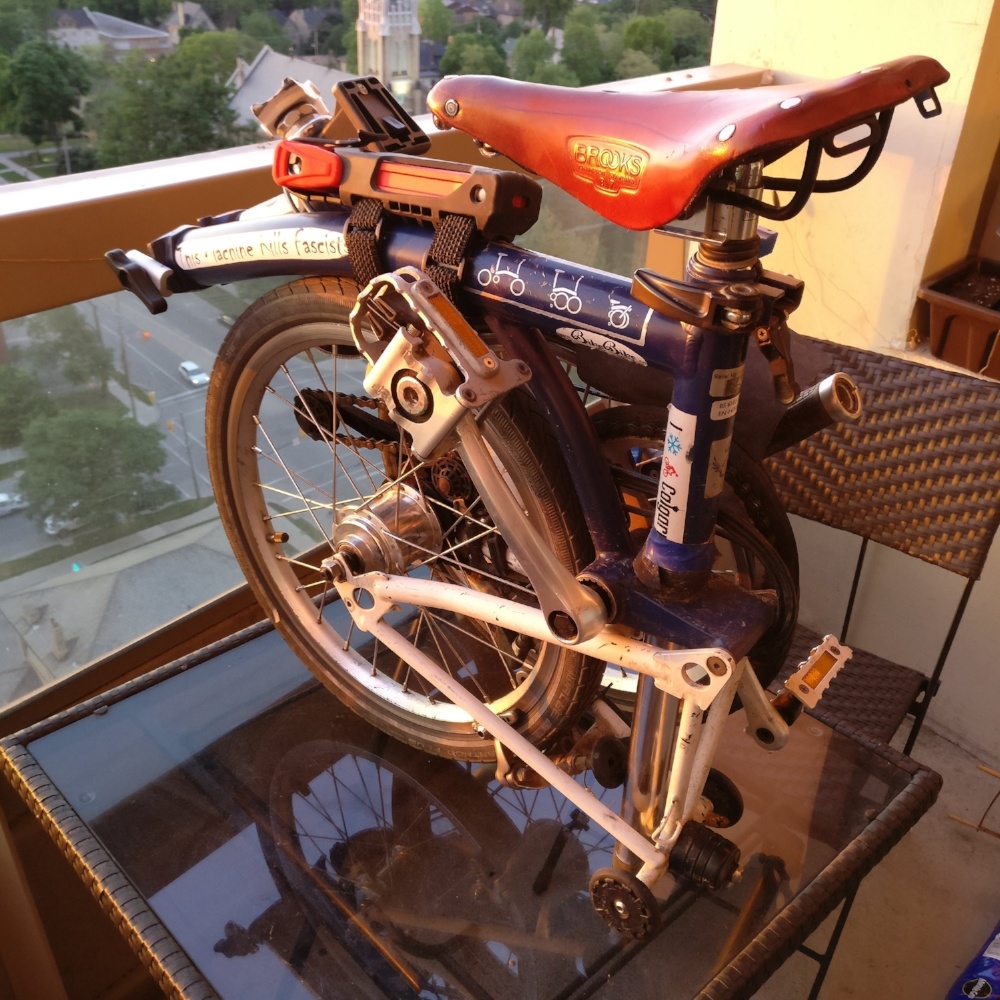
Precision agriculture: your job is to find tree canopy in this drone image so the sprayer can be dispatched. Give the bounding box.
[622,16,673,71]
[0,0,55,56]
[511,28,553,81]
[25,305,115,395]
[0,39,89,146]
[88,48,247,167]
[239,9,290,50]
[439,28,508,77]
[0,366,53,448]
[172,29,261,80]
[520,0,572,33]
[418,0,454,46]
[560,8,608,87]
[20,408,169,526]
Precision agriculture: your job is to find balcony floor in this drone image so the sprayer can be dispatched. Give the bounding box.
[758,721,1000,999]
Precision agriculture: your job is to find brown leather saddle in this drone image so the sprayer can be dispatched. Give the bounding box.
[427,56,949,231]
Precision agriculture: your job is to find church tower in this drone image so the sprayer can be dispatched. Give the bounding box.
[356,0,422,112]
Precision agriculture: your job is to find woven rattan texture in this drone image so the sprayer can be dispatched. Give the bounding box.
[0,738,220,1000]
[765,341,1000,579]
[778,625,927,744]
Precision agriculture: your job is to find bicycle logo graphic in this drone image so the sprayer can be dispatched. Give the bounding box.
[550,269,583,314]
[607,294,632,330]
[477,251,526,297]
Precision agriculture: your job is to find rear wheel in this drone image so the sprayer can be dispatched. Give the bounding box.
[206,277,601,761]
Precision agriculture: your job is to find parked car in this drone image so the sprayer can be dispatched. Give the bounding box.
[0,492,28,517]
[44,502,82,536]
[178,360,209,386]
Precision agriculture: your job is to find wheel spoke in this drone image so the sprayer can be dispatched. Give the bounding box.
[208,280,596,758]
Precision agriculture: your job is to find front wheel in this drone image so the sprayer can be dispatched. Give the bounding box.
[206,277,602,761]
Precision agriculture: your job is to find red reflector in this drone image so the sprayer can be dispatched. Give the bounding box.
[512,195,527,209]
[374,161,469,198]
[273,140,343,194]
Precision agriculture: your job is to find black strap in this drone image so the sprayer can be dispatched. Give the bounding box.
[345,198,385,289]
[347,202,478,303]
[426,213,478,302]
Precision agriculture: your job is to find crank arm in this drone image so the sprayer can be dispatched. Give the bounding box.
[737,665,791,750]
[335,570,736,710]
[452,412,607,645]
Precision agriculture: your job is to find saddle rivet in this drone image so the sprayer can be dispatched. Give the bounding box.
[444,98,460,117]
[718,123,736,142]
[779,96,802,110]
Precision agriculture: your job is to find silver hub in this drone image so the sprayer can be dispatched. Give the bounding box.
[333,484,443,574]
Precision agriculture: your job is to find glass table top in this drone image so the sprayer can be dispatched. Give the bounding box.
[3,623,938,1000]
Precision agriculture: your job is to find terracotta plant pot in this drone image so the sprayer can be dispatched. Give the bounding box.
[918,257,1000,377]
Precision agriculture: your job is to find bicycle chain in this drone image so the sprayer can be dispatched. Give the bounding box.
[332,391,387,451]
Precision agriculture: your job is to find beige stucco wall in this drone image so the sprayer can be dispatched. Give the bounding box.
[713,0,998,353]
[713,1,1000,762]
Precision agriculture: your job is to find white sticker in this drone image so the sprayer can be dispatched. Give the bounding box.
[653,407,696,542]
[555,327,647,365]
[710,365,744,398]
[711,395,740,421]
[705,435,732,499]
[985,933,1000,962]
[175,226,347,270]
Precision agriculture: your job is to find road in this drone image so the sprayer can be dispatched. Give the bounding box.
[90,290,229,501]
[0,281,283,565]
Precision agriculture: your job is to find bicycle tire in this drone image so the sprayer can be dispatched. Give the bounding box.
[206,276,601,761]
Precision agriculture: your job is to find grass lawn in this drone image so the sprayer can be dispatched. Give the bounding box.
[0,170,24,183]
[0,134,32,154]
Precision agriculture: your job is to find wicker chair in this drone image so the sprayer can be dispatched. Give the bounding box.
[765,337,1000,753]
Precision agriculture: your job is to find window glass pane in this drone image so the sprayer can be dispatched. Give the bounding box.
[0,278,281,710]
[519,181,648,276]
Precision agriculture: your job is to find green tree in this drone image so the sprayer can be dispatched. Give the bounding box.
[511,28,553,81]
[341,0,358,71]
[89,49,247,167]
[20,409,169,527]
[615,47,659,81]
[439,30,507,77]
[0,40,90,147]
[662,7,711,67]
[521,0,572,32]
[561,8,608,86]
[0,0,54,56]
[239,9,290,51]
[452,16,505,44]
[25,306,115,395]
[418,0,454,45]
[0,366,53,447]
[622,15,673,71]
[201,0,272,32]
[532,62,578,86]
[173,28,261,81]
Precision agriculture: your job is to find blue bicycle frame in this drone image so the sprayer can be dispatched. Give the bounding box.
[134,202,772,657]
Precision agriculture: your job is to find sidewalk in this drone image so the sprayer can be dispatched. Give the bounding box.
[0,150,41,184]
[0,504,242,706]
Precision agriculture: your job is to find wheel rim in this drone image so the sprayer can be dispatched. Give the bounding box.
[217,321,571,736]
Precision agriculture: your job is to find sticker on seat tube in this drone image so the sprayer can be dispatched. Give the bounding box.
[653,407,695,542]
[705,434,732,499]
